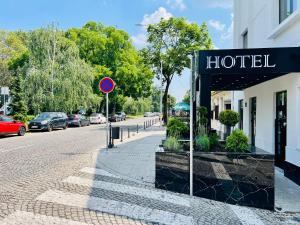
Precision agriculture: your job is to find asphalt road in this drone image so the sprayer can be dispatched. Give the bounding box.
[0,117,156,193]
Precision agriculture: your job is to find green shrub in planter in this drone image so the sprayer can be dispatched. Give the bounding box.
[225,129,249,152]
[167,117,189,137]
[163,137,182,152]
[209,133,219,149]
[196,135,210,152]
[219,110,240,127]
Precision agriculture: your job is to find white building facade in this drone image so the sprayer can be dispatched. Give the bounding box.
[232,0,300,184]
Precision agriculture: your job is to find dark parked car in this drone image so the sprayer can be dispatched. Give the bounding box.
[67,114,90,127]
[116,112,126,121]
[28,112,68,132]
[108,114,120,122]
[0,115,26,136]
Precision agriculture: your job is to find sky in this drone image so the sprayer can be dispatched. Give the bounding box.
[0,0,233,102]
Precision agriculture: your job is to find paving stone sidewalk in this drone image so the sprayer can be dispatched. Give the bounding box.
[1,123,299,225]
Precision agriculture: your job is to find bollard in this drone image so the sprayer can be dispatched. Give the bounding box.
[137,124,139,133]
[144,122,145,130]
[128,127,130,138]
[120,128,123,142]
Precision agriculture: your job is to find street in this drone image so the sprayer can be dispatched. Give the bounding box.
[0,117,158,224]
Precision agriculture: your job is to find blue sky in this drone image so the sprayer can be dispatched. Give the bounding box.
[0,0,233,101]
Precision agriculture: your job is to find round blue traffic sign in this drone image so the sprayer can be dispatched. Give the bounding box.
[99,77,115,94]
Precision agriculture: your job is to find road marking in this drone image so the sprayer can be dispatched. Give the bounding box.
[37,190,194,225]
[211,162,232,181]
[0,210,92,225]
[0,144,34,153]
[63,176,191,207]
[230,205,265,225]
[80,167,121,178]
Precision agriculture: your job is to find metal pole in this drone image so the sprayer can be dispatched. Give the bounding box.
[189,53,195,196]
[106,93,109,151]
[160,60,163,126]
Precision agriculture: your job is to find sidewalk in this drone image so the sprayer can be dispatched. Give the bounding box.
[92,124,165,186]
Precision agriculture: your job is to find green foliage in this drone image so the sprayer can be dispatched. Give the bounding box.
[209,133,220,149]
[144,17,213,123]
[198,106,208,126]
[163,137,182,152]
[66,22,154,113]
[219,110,240,127]
[13,114,35,124]
[196,135,210,152]
[0,31,27,86]
[225,129,249,152]
[182,90,190,104]
[166,117,189,137]
[8,26,101,115]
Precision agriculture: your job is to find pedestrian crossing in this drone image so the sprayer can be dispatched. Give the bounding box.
[0,165,268,225]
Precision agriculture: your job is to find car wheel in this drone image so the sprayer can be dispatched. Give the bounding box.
[78,122,82,127]
[63,123,67,129]
[18,126,26,136]
[47,125,53,132]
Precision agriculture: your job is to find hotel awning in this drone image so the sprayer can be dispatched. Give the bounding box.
[198,47,300,91]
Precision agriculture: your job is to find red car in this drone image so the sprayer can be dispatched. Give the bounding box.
[0,115,26,136]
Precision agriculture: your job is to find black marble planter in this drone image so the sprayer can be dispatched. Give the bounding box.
[155,149,275,210]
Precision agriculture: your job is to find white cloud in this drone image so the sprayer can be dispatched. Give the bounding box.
[141,7,173,27]
[165,0,187,11]
[208,14,233,42]
[131,33,147,49]
[132,7,173,49]
[208,20,226,32]
[204,0,233,9]
[220,13,233,40]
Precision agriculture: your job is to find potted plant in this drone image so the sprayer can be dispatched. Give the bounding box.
[219,110,239,138]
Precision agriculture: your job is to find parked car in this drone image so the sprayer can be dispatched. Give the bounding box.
[108,114,120,122]
[116,112,126,121]
[89,113,107,124]
[67,114,90,127]
[28,112,68,132]
[0,115,26,136]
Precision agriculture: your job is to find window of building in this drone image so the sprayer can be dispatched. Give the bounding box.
[215,105,219,120]
[225,103,231,110]
[279,0,298,23]
[242,30,248,49]
[238,100,244,130]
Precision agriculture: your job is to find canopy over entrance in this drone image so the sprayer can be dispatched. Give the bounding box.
[195,47,300,128]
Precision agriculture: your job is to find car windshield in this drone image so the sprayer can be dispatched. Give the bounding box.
[36,113,54,120]
[90,113,99,117]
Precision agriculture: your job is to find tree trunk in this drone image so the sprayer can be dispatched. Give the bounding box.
[163,80,171,124]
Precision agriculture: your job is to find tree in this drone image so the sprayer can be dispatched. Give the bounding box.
[144,17,213,123]
[66,22,154,113]
[0,31,27,86]
[182,90,190,104]
[167,94,176,110]
[8,26,100,115]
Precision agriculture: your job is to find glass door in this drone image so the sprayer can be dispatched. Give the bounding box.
[250,97,257,146]
[275,91,287,168]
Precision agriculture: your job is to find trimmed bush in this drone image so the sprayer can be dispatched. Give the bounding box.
[13,114,27,124]
[196,135,210,152]
[167,117,189,138]
[225,129,249,152]
[219,110,240,127]
[209,133,219,149]
[163,137,182,152]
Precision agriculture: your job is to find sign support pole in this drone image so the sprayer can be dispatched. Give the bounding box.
[189,53,195,196]
[106,92,109,151]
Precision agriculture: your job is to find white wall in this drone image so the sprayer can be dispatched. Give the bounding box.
[233,0,300,166]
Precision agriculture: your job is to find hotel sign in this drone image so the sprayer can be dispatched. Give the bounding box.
[199,47,300,75]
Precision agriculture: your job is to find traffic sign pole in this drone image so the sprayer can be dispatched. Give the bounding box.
[99,77,115,151]
[106,92,109,151]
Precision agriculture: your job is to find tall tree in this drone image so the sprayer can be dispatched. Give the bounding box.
[144,17,213,123]
[0,31,27,86]
[66,21,154,113]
